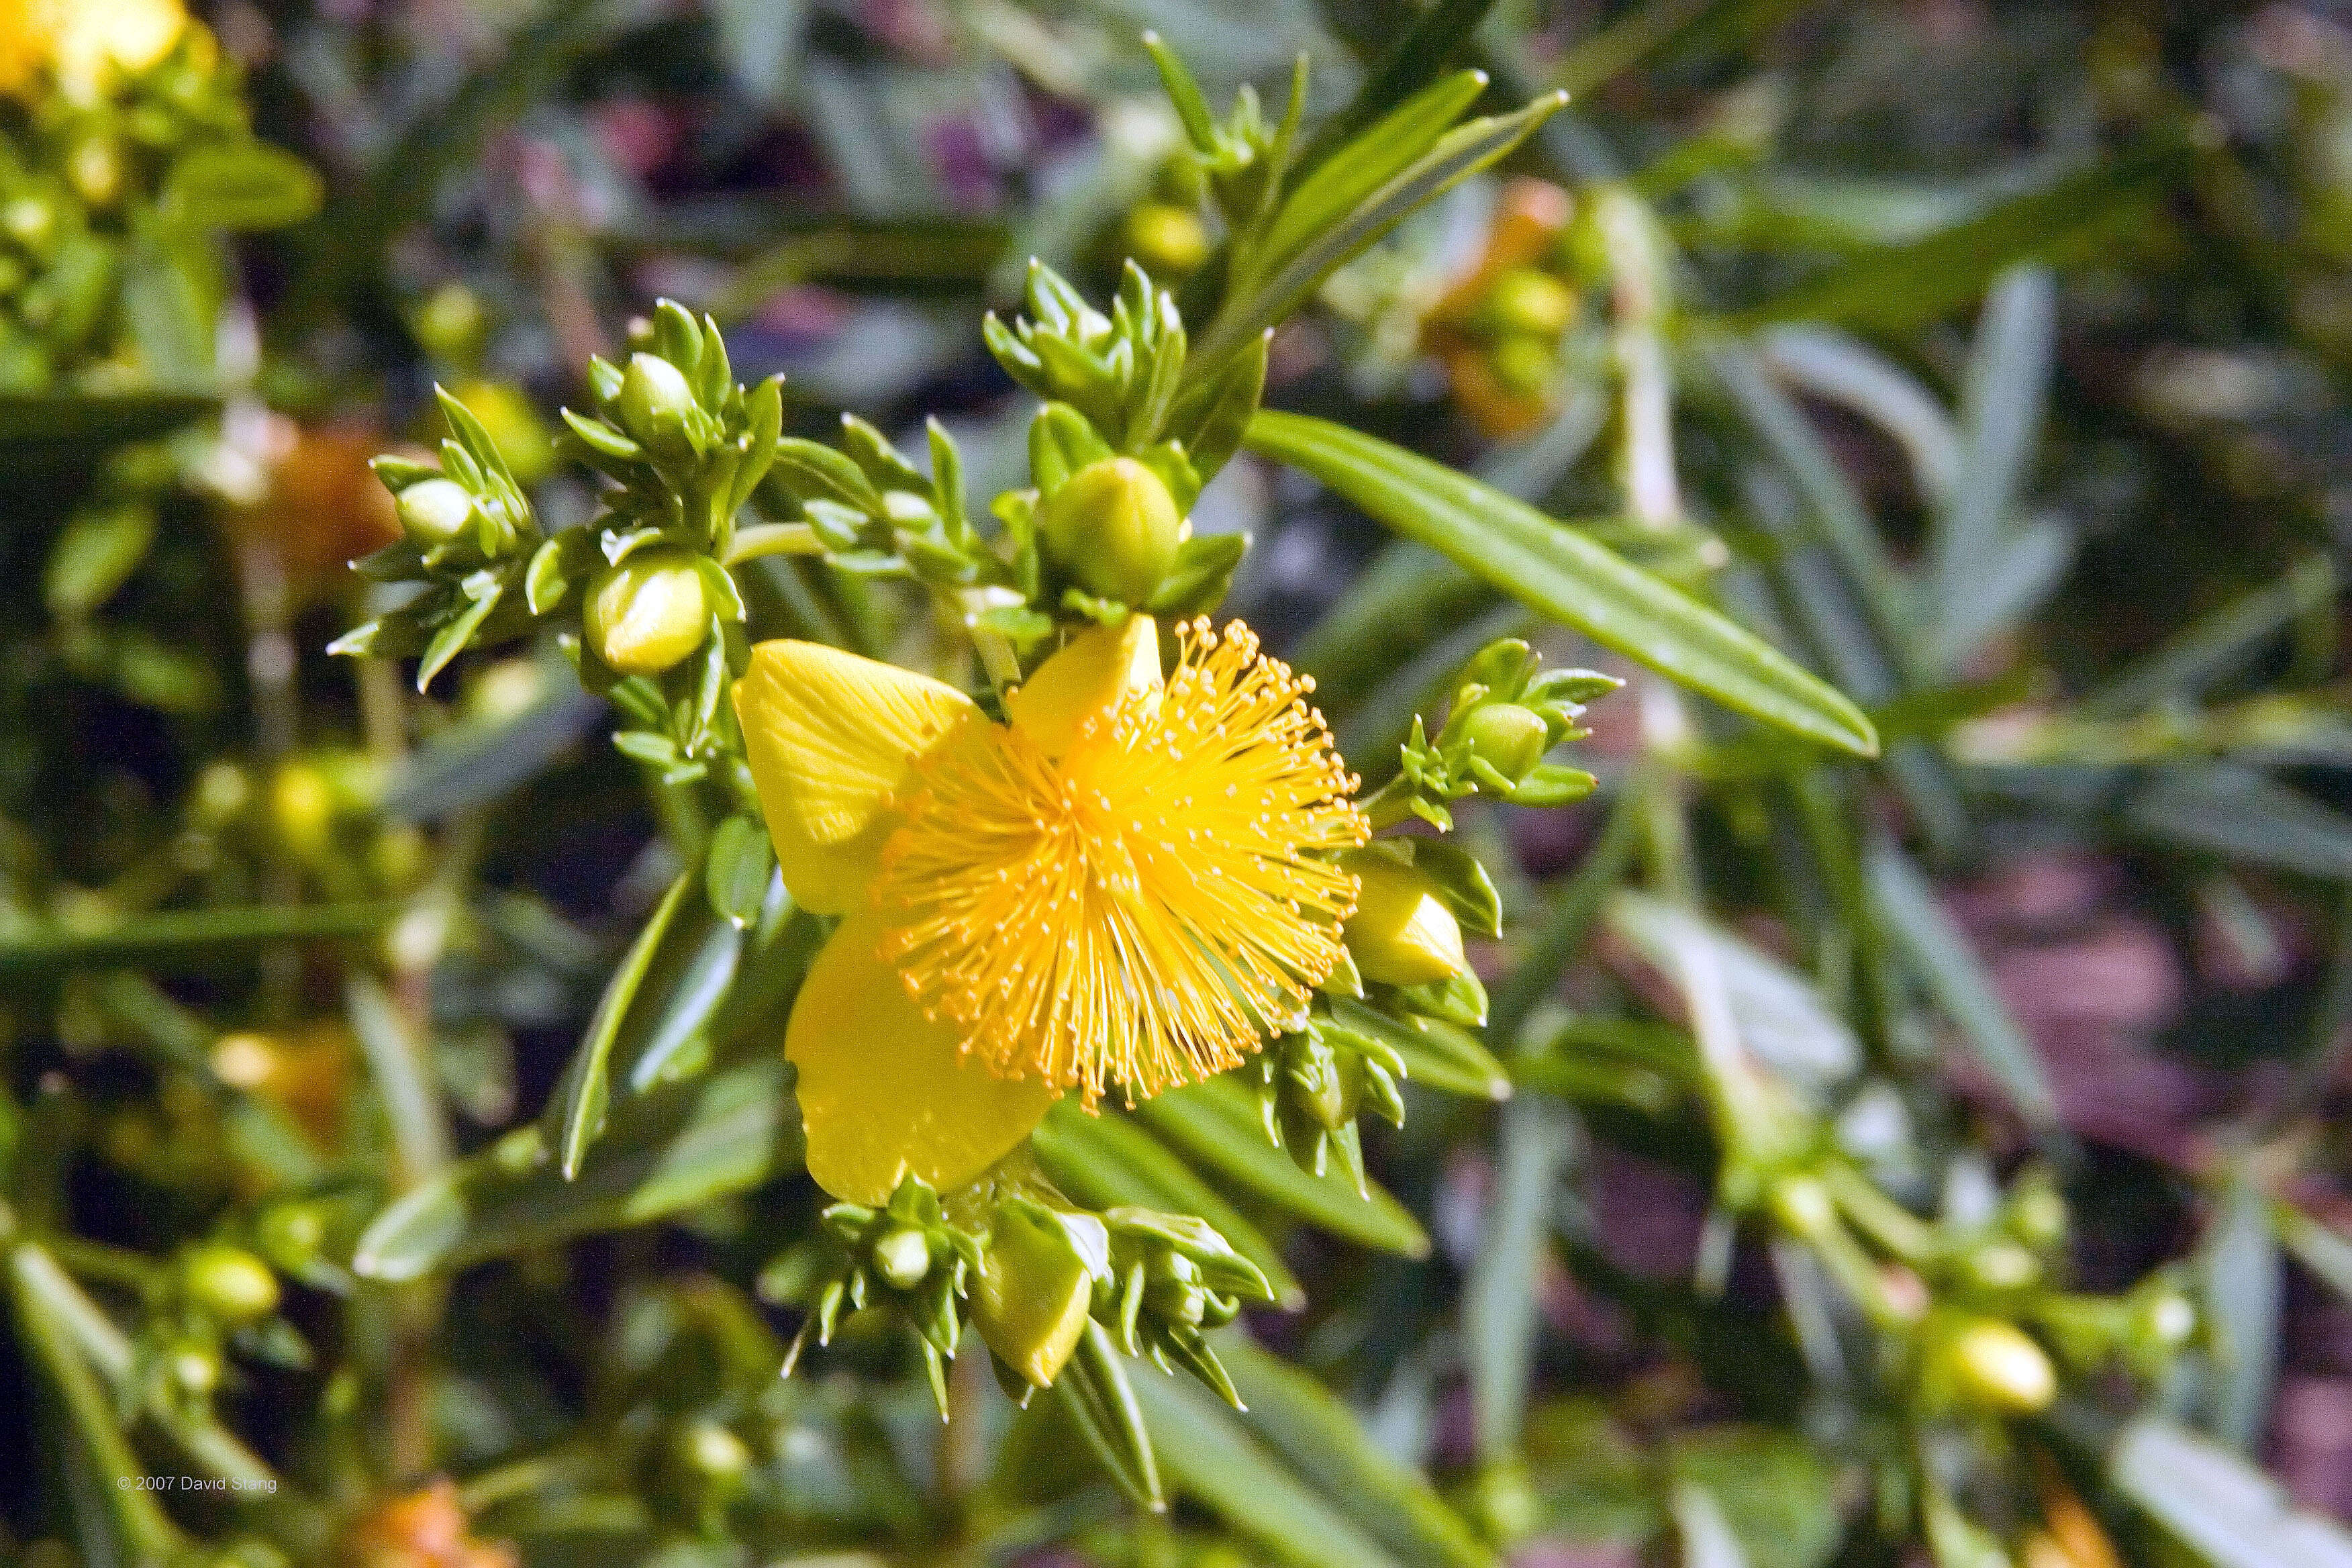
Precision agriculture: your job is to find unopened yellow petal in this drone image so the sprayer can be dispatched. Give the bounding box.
[785,913,1055,1204]
[1006,614,1160,756]
[734,640,977,913]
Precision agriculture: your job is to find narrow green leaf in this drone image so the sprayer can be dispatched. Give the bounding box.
[2083,553,2338,720]
[1128,1359,1408,1568]
[1465,1099,1573,1462]
[1328,999,1510,1101]
[347,975,453,1183]
[555,866,698,1179]
[1054,1320,1165,1512]
[1723,133,2188,332]
[0,901,403,973]
[163,142,324,231]
[1256,71,1491,287]
[352,1059,801,1281]
[2199,1178,2282,1453]
[2126,764,2352,881]
[1865,842,2059,1133]
[2109,1416,2352,1568]
[0,390,217,449]
[1134,1076,1430,1258]
[1193,95,1568,374]
[1216,1332,1497,1568]
[1248,412,1877,756]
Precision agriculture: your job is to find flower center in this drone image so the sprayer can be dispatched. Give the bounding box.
[873,619,1367,1107]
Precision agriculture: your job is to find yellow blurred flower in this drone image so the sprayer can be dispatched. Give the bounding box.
[1,0,190,103]
[735,614,1366,1204]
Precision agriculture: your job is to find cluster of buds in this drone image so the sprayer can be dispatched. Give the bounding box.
[762,1176,983,1412]
[979,262,1261,632]
[128,1234,295,1423]
[1098,1208,1273,1405]
[1753,1157,2196,1430]
[1368,637,1617,831]
[1421,181,1582,436]
[0,0,315,387]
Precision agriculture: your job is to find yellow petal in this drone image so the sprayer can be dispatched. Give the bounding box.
[733,640,977,914]
[785,912,1056,1204]
[1006,614,1161,756]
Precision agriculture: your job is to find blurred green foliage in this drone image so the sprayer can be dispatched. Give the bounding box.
[11,3,2352,1568]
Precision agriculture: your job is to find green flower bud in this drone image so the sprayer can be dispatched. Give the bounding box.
[1488,334,1557,397]
[1461,701,1549,781]
[190,761,251,829]
[1144,1275,1208,1326]
[872,1226,932,1290]
[616,352,702,462]
[585,546,710,677]
[1124,201,1211,278]
[1481,267,1575,339]
[3,197,54,251]
[973,1204,1098,1388]
[185,1243,280,1326]
[1962,1239,2039,1291]
[68,140,123,208]
[1040,456,1185,607]
[1341,853,1467,988]
[677,1420,750,1481]
[2132,1289,2196,1353]
[170,1344,221,1396]
[2008,1182,2069,1248]
[393,477,479,549]
[1767,1174,1836,1238]
[254,1202,327,1273]
[1943,1318,2056,1414]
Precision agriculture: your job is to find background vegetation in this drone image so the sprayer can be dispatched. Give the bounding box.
[10,1,2352,1565]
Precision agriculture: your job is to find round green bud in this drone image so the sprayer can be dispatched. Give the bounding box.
[585,547,710,677]
[677,1420,751,1481]
[1488,334,1558,397]
[872,1226,932,1291]
[1961,1239,2039,1291]
[3,196,54,251]
[1767,1174,1836,1239]
[1341,853,1467,988]
[1943,1318,2056,1414]
[1124,201,1211,278]
[616,352,701,462]
[1482,267,1575,339]
[2008,1183,2069,1248]
[68,140,123,208]
[394,477,479,550]
[191,761,252,829]
[185,1244,280,1326]
[413,282,487,364]
[2133,1289,2196,1351]
[973,1205,1097,1389]
[1145,1275,1208,1326]
[1040,457,1185,607]
[171,1344,222,1396]
[1461,701,1549,782]
[254,1202,327,1272]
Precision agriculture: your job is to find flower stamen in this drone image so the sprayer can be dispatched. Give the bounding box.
[873,618,1367,1107]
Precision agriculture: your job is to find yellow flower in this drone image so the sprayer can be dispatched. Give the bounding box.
[0,0,48,97]
[735,614,1367,1204]
[3,0,190,103]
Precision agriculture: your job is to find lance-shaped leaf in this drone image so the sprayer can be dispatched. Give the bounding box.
[2109,1416,2352,1568]
[1129,1359,1409,1568]
[353,1059,801,1281]
[1053,1320,1165,1512]
[1191,93,1570,373]
[1247,413,1877,756]
[552,865,700,1179]
[1216,1331,1498,1568]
